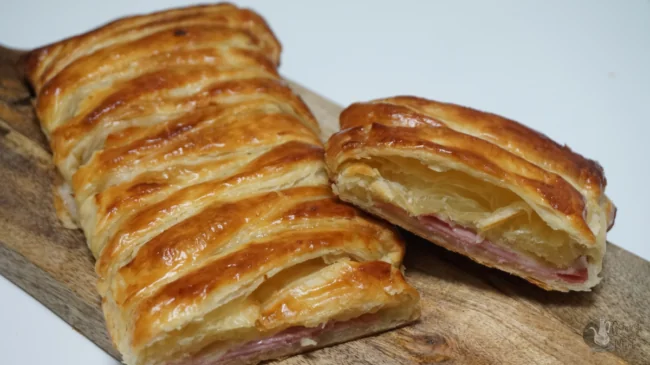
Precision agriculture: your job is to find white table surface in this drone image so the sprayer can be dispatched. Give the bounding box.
[1,1,648,364]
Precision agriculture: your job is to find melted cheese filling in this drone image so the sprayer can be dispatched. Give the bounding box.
[138,256,406,364]
[138,258,329,362]
[348,157,590,268]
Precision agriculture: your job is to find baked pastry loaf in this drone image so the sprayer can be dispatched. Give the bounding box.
[326,96,616,292]
[24,5,419,365]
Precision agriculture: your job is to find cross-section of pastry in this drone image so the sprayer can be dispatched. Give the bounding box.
[325,96,616,292]
[23,4,419,365]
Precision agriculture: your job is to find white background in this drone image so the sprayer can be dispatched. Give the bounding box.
[1,1,648,364]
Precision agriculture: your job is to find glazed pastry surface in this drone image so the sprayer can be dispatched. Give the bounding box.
[326,96,616,291]
[25,5,419,365]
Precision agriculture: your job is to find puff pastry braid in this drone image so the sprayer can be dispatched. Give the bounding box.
[24,5,419,365]
[326,97,616,292]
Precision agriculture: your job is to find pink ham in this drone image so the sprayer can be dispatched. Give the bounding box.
[183,314,379,365]
[376,202,588,284]
[218,326,324,363]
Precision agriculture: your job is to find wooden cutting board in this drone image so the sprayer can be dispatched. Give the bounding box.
[0,45,648,365]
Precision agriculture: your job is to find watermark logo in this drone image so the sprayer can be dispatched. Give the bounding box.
[582,318,639,353]
[583,318,614,352]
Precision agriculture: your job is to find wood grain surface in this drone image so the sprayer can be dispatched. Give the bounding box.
[0,45,648,365]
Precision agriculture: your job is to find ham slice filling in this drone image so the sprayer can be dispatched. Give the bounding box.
[188,313,379,364]
[377,203,588,284]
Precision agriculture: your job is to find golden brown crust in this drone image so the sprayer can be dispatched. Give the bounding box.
[131,228,401,348]
[331,122,594,241]
[24,3,281,91]
[113,187,340,305]
[340,97,606,198]
[327,98,616,246]
[326,96,615,291]
[26,5,418,365]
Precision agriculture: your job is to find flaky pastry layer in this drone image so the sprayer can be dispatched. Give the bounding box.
[325,97,616,291]
[25,4,419,365]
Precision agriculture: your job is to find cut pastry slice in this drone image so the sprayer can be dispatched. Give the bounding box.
[326,96,616,292]
[24,4,419,365]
